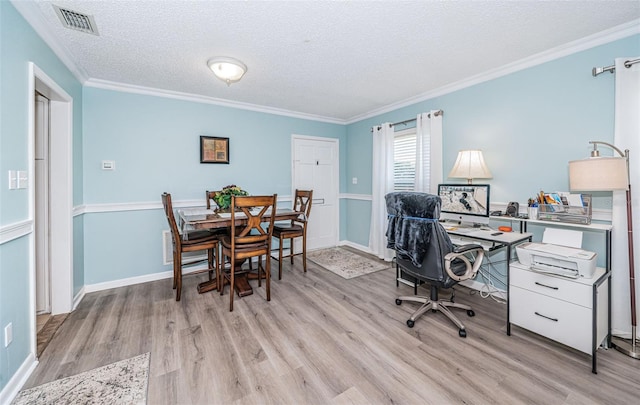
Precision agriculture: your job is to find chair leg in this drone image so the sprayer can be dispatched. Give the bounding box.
[176,251,182,301]
[302,234,307,273]
[257,256,262,287]
[278,236,284,280]
[172,249,178,289]
[289,237,294,265]
[207,248,214,281]
[229,262,235,312]
[265,255,271,302]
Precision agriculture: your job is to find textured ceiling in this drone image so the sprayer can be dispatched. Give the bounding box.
[13,0,640,122]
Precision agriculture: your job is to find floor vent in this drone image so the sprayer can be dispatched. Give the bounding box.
[53,5,99,35]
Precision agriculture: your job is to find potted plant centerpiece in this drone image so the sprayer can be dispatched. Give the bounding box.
[213,185,249,212]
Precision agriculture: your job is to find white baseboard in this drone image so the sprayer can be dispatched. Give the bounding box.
[83,264,211,293]
[338,240,371,253]
[84,270,173,293]
[72,286,85,310]
[0,353,38,405]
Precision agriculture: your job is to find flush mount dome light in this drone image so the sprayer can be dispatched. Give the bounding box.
[207,57,247,85]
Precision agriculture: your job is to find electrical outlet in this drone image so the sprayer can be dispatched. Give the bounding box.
[4,323,12,347]
[352,177,358,185]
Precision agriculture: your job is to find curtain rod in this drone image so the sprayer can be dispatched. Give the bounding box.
[592,58,640,77]
[371,109,444,132]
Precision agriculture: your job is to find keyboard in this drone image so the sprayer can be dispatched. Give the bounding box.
[449,236,496,251]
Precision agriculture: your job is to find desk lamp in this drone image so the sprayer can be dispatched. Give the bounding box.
[569,140,638,359]
[448,150,492,184]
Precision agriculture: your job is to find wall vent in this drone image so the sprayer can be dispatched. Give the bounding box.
[162,230,207,266]
[52,5,99,35]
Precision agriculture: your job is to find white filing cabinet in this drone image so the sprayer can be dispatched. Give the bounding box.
[508,261,610,373]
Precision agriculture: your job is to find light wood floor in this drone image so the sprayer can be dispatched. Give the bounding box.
[25,250,639,404]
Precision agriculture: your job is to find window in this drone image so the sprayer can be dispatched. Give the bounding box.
[393,129,416,191]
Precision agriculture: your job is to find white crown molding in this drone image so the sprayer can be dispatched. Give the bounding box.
[0,220,33,245]
[11,0,89,83]
[345,19,640,124]
[84,79,345,124]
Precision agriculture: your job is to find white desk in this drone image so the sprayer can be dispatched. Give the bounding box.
[396,225,533,293]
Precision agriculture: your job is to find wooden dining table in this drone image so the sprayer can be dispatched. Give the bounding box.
[178,207,300,296]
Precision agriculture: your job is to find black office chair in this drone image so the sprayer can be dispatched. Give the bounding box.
[385,192,485,337]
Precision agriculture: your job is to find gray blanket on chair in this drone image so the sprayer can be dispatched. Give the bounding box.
[385,192,441,267]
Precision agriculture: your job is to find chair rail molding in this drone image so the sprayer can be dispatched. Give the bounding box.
[0,219,33,245]
[340,193,372,201]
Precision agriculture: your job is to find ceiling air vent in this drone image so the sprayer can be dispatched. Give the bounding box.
[52,4,99,35]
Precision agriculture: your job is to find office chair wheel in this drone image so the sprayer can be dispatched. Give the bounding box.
[459,329,467,338]
[395,299,402,305]
[406,319,415,328]
[467,310,475,317]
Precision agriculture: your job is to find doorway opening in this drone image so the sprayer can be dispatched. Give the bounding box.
[29,62,74,358]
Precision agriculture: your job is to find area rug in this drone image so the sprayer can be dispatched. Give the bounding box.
[13,353,150,405]
[307,247,389,279]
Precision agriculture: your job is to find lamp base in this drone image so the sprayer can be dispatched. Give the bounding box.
[611,336,640,359]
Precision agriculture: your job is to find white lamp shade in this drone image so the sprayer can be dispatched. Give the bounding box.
[207,57,247,83]
[448,150,492,180]
[568,157,628,191]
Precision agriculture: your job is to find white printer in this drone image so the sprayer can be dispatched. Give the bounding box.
[516,242,597,279]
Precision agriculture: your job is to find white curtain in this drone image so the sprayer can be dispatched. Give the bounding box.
[414,111,443,193]
[611,57,640,338]
[369,123,395,261]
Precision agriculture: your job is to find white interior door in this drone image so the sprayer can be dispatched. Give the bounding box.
[292,136,339,250]
[35,93,51,314]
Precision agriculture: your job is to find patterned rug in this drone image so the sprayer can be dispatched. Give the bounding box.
[307,247,390,279]
[13,353,150,405]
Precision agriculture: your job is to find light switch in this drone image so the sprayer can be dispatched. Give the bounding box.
[8,171,17,190]
[17,171,28,189]
[102,160,115,170]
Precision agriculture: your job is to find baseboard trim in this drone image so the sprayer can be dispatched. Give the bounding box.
[84,270,174,293]
[338,240,372,254]
[0,353,38,405]
[72,286,85,310]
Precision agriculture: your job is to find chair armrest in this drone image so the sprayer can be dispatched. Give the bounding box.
[443,246,485,282]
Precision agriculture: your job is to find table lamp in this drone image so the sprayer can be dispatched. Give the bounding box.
[569,140,637,359]
[448,150,492,184]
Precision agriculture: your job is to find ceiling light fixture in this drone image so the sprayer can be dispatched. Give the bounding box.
[207,57,247,86]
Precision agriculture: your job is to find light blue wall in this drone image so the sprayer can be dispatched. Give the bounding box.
[82,87,346,283]
[1,0,637,394]
[344,34,640,249]
[0,0,83,393]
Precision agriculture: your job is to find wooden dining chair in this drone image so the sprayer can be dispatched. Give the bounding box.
[205,190,219,209]
[219,194,277,312]
[161,192,220,301]
[271,190,313,280]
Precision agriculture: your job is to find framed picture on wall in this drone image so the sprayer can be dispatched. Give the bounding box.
[200,136,229,164]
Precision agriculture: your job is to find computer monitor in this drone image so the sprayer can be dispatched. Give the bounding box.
[437,183,491,226]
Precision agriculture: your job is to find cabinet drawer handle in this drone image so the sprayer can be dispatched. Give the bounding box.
[534,282,559,290]
[534,312,558,322]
